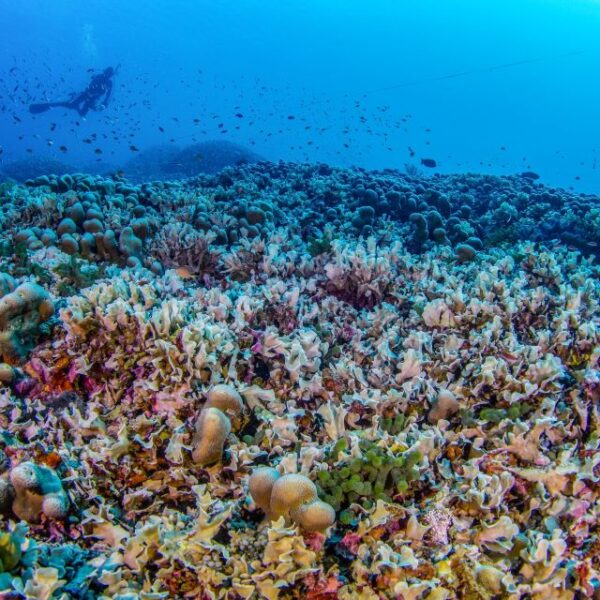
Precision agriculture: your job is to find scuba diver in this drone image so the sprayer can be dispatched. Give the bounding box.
[29,66,117,116]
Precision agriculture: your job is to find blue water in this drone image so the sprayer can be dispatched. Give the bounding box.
[1,0,599,191]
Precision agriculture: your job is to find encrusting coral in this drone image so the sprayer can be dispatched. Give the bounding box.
[0,462,68,523]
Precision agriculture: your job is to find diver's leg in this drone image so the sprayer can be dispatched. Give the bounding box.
[79,98,93,116]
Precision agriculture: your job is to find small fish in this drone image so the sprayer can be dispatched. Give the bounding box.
[421,158,437,168]
[59,145,68,152]
[129,145,139,152]
[175,266,194,279]
[94,148,103,154]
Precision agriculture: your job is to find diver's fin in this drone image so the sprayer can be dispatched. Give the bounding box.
[29,101,73,114]
[29,103,53,114]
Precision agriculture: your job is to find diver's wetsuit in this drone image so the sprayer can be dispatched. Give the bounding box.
[68,67,114,116]
[29,67,115,116]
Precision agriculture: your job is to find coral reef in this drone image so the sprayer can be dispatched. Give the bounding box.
[0,161,598,598]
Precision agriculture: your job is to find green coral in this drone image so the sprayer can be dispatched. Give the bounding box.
[0,531,23,573]
[53,256,105,297]
[316,439,423,512]
[0,526,25,573]
[3,242,52,284]
[307,230,333,257]
[479,402,533,424]
[381,413,405,435]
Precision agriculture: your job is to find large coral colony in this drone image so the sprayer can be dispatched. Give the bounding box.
[0,161,598,599]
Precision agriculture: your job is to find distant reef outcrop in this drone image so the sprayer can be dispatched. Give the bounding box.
[0,157,78,182]
[1,140,263,184]
[122,140,264,181]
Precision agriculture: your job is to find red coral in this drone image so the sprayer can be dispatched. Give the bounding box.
[304,573,343,600]
[340,532,361,555]
[304,531,326,552]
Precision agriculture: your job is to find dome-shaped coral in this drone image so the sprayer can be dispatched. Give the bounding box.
[290,499,336,532]
[205,384,244,430]
[248,467,281,512]
[270,473,318,517]
[249,470,336,532]
[191,384,246,465]
[191,407,232,466]
[0,281,54,362]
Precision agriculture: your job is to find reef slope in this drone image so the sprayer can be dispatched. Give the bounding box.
[0,162,598,599]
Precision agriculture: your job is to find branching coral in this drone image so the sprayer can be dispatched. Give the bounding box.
[316,439,423,513]
[0,163,598,598]
[150,222,219,275]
